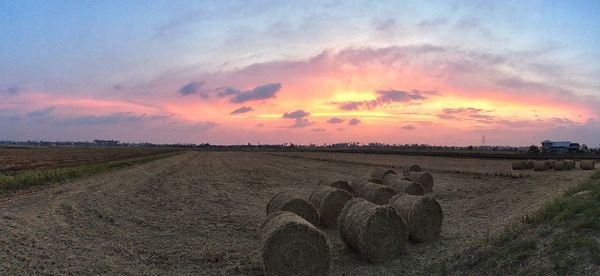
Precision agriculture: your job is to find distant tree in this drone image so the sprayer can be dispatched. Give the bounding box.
[528,145,540,154]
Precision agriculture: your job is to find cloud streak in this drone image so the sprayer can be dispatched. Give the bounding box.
[337,89,433,110]
[230,106,254,114]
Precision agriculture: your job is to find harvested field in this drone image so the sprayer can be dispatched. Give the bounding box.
[0,151,594,274]
[0,146,171,176]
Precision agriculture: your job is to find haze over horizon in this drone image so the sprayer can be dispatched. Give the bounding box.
[2,1,600,146]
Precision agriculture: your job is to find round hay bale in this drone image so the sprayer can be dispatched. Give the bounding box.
[567,160,576,169]
[548,160,557,169]
[512,161,527,170]
[318,178,353,194]
[402,164,422,176]
[389,195,443,242]
[387,178,424,196]
[554,160,569,171]
[382,173,400,186]
[308,186,353,227]
[405,172,433,193]
[261,211,330,276]
[355,182,397,205]
[581,160,596,170]
[533,161,551,171]
[350,176,380,193]
[266,192,319,226]
[526,160,535,169]
[337,198,407,263]
[371,168,396,181]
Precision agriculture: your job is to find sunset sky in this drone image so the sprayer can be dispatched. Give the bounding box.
[2,1,600,146]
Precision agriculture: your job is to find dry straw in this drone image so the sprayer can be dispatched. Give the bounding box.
[318,178,353,194]
[567,160,576,169]
[403,164,422,176]
[337,198,407,263]
[405,172,434,193]
[371,168,396,181]
[261,211,330,276]
[309,186,353,227]
[266,192,319,226]
[355,182,397,205]
[389,195,443,242]
[526,160,535,169]
[350,176,380,193]
[553,160,569,171]
[533,161,551,171]
[382,173,401,186]
[385,176,424,196]
[581,160,596,170]
[512,161,527,170]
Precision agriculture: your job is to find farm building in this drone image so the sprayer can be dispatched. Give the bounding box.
[541,140,580,153]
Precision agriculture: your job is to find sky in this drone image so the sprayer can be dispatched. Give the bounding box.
[1,0,600,146]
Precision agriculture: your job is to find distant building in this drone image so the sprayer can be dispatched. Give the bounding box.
[541,140,580,153]
[94,139,119,146]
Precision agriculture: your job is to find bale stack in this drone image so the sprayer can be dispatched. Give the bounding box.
[266,192,320,226]
[337,198,407,263]
[526,160,535,169]
[355,182,397,205]
[382,173,403,186]
[385,176,424,196]
[318,178,353,194]
[371,168,396,182]
[261,211,330,276]
[581,160,596,170]
[405,172,434,193]
[534,161,551,171]
[554,160,569,171]
[567,160,577,170]
[350,176,380,193]
[402,164,422,176]
[548,160,557,169]
[388,195,443,243]
[308,186,353,227]
[512,161,527,170]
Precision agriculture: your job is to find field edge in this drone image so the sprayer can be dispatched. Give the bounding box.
[439,170,600,275]
[0,150,184,195]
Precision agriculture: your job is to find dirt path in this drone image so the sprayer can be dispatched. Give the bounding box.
[0,151,592,275]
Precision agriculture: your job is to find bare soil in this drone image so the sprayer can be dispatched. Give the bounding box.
[0,151,593,275]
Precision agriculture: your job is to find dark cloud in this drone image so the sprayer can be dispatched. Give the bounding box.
[401,124,415,130]
[290,118,312,128]
[230,83,281,103]
[339,101,363,111]
[217,87,241,97]
[336,89,433,110]
[27,107,55,118]
[348,118,361,126]
[178,81,206,96]
[283,109,310,119]
[326,117,344,124]
[311,128,326,132]
[230,106,254,114]
[2,86,21,94]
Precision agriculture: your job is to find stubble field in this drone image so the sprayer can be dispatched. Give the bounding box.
[0,151,593,274]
